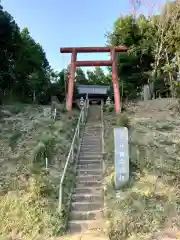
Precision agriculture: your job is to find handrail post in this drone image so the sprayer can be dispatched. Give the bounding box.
[58,181,63,212]
[85,99,89,120]
[77,124,80,138]
[82,108,84,123]
[71,149,74,162]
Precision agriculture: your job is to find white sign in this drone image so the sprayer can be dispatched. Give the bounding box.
[114,127,129,189]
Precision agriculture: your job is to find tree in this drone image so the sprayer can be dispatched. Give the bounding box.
[0,4,21,97]
[94,67,106,84]
[107,14,153,99]
[0,3,52,104]
[75,68,87,84]
[106,2,180,100]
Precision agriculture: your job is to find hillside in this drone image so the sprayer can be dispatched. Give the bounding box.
[0,104,79,240]
[104,98,180,240]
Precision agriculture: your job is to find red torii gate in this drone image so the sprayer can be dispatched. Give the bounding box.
[60,46,128,114]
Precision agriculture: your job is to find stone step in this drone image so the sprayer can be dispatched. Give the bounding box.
[79,151,101,155]
[86,133,101,135]
[81,141,101,144]
[80,149,101,153]
[78,157,101,163]
[81,145,101,148]
[77,168,102,175]
[80,146,101,151]
[81,147,101,150]
[83,132,101,135]
[82,140,101,143]
[85,126,101,129]
[68,220,103,233]
[80,146,101,150]
[72,193,102,202]
[82,137,101,143]
[81,144,101,147]
[83,134,101,137]
[76,175,102,182]
[83,136,101,138]
[70,209,103,221]
[82,143,101,147]
[82,141,101,144]
[83,135,101,138]
[82,138,101,141]
[80,151,101,155]
[71,201,102,211]
[79,155,101,160]
[84,132,101,134]
[78,160,102,166]
[85,124,101,126]
[85,125,101,127]
[80,152,101,155]
[83,136,101,139]
[84,129,101,132]
[77,163,101,170]
[76,180,102,188]
[74,187,102,195]
[60,233,108,240]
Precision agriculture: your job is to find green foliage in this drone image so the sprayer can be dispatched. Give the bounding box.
[75,67,87,84]
[0,105,79,239]
[107,2,180,99]
[0,177,63,239]
[8,104,26,114]
[0,4,51,104]
[116,113,130,128]
[9,129,22,151]
[104,104,114,113]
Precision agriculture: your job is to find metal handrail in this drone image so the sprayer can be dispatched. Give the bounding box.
[101,100,105,155]
[101,100,105,179]
[58,99,89,212]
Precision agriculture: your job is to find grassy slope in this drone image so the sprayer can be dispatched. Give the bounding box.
[0,104,79,240]
[104,99,180,240]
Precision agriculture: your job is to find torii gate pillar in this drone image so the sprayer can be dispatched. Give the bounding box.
[67,49,77,112]
[60,46,128,114]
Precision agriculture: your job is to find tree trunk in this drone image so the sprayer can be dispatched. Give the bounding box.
[165,51,175,98]
[33,89,36,103]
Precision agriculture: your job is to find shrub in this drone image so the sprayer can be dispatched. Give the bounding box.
[9,129,22,150]
[116,113,130,128]
[33,133,56,167]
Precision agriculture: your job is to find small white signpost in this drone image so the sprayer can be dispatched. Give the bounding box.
[114,127,129,189]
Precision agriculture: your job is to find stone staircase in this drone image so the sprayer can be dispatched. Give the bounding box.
[68,105,104,235]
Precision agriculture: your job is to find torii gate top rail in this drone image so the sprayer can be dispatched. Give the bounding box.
[60,46,128,113]
[60,46,128,53]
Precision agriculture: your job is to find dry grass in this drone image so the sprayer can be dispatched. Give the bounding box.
[104,99,180,240]
[0,103,79,240]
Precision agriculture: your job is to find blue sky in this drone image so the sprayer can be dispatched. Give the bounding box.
[2,0,166,73]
